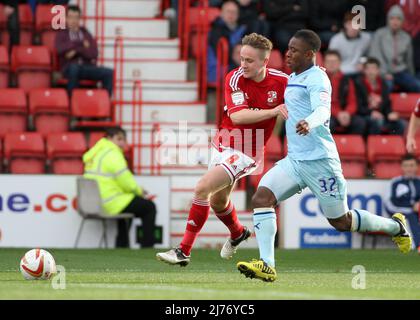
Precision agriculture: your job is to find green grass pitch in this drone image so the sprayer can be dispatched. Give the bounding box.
[0,248,419,299]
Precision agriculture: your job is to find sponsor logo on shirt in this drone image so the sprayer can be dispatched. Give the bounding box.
[231,91,245,105]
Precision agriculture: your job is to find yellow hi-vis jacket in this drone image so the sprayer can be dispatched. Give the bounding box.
[82,138,143,215]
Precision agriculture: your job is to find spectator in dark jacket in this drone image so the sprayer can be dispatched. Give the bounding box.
[207,0,247,84]
[355,57,406,135]
[385,154,420,254]
[0,0,25,49]
[262,0,309,52]
[55,5,114,96]
[309,0,347,48]
[238,0,269,37]
[324,50,366,135]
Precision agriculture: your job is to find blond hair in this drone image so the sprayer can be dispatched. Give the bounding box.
[241,33,273,59]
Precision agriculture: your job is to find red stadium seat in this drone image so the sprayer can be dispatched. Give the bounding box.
[0,45,9,88]
[268,49,283,71]
[4,132,45,173]
[11,46,51,92]
[334,135,366,178]
[0,137,2,172]
[29,88,70,135]
[188,7,220,31]
[36,4,60,52]
[0,88,27,137]
[19,4,34,46]
[390,93,420,119]
[71,89,115,128]
[47,132,87,174]
[265,134,282,161]
[367,135,405,178]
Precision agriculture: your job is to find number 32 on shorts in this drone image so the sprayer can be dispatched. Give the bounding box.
[319,177,337,194]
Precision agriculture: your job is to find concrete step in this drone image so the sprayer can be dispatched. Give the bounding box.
[115,81,198,102]
[116,102,206,124]
[101,38,179,60]
[104,60,187,81]
[83,0,161,18]
[86,18,169,39]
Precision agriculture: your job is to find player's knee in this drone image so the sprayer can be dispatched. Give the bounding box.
[194,179,212,200]
[251,193,272,209]
[210,195,229,212]
[328,218,351,232]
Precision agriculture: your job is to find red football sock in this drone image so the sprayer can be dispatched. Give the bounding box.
[214,201,244,240]
[179,198,210,256]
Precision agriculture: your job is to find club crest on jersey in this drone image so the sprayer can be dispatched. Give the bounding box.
[267,91,278,106]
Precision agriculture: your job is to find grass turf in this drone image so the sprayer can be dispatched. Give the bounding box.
[0,248,419,299]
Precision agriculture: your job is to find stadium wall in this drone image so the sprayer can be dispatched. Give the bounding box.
[0,175,170,248]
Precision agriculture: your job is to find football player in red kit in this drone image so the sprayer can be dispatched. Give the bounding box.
[157,33,288,266]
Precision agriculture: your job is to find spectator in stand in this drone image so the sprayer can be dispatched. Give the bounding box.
[0,0,24,50]
[238,0,269,37]
[385,153,420,254]
[385,0,420,38]
[207,0,248,84]
[262,0,309,52]
[414,31,420,81]
[355,57,406,135]
[55,5,114,97]
[329,11,371,77]
[368,5,420,92]
[347,0,387,33]
[308,0,347,48]
[324,50,366,135]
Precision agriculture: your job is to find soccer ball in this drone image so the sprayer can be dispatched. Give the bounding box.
[19,249,57,280]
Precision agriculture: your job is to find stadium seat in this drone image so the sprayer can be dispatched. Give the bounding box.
[36,4,59,52]
[88,131,106,148]
[0,45,9,88]
[0,88,27,137]
[188,7,220,31]
[71,89,116,129]
[390,93,420,119]
[11,46,51,92]
[4,132,46,174]
[29,88,70,135]
[47,132,87,174]
[0,137,2,172]
[268,49,283,71]
[367,135,405,178]
[334,135,366,178]
[265,134,282,161]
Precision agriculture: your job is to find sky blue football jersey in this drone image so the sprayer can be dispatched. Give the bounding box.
[285,65,340,161]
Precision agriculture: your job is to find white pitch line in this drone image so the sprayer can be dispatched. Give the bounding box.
[70,283,381,300]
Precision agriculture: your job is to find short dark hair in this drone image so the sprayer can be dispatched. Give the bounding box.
[293,29,321,52]
[324,49,341,60]
[105,126,126,138]
[364,57,381,67]
[401,153,418,163]
[67,5,82,15]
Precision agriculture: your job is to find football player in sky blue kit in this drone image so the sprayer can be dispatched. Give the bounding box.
[237,29,413,282]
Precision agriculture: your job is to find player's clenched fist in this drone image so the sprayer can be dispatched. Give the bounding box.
[406,137,417,153]
[273,104,288,120]
[296,120,310,136]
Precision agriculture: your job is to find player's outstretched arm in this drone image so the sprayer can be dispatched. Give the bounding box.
[406,113,420,153]
[230,104,288,125]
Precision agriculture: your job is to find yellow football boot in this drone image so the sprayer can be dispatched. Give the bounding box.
[237,259,277,282]
[392,213,412,254]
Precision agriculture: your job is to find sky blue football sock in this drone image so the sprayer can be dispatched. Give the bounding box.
[253,208,277,267]
[350,209,400,236]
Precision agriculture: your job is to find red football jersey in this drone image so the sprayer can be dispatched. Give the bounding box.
[213,67,288,159]
[414,98,420,117]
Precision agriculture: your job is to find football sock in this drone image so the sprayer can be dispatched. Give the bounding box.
[180,198,210,256]
[214,200,244,240]
[253,208,276,267]
[350,209,401,236]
